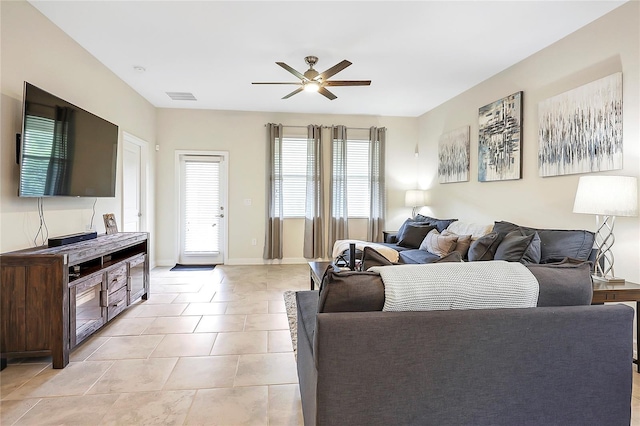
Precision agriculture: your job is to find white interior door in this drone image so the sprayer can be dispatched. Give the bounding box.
[178,153,227,264]
[123,141,141,232]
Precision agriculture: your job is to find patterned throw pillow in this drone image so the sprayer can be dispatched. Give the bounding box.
[419,229,459,257]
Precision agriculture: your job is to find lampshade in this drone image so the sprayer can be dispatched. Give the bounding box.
[573,176,638,217]
[405,190,425,207]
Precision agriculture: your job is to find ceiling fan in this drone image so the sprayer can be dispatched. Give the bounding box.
[252,56,371,100]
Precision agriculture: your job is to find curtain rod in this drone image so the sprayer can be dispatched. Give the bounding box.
[264,124,386,131]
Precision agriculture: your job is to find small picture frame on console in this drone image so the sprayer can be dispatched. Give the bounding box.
[103,213,118,234]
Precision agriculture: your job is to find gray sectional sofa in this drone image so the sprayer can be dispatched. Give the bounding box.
[295,261,633,425]
[379,217,597,265]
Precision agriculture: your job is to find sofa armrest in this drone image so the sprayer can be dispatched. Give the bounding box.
[382,231,398,244]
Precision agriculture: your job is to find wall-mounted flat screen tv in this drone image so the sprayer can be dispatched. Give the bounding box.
[19,82,118,197]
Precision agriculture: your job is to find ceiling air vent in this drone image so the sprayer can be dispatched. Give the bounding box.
[166,92,197,101]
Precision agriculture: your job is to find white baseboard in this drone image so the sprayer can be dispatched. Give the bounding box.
[225,257,309,265]
[154,257,328,267]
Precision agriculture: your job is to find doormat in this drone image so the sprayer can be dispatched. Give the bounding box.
[170,264,216,271]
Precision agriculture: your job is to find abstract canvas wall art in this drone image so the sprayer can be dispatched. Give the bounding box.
[478,91,522,182]
[438,126,469,183]
[538,72,622,177]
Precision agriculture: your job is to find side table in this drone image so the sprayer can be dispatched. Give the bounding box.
[592,280,640,372]
[308,261,332,290]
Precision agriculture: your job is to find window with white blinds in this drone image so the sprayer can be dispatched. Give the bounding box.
[278,138,307,218]
[183,158,221,254]
[20,114,55,195]
[277,137,372,219]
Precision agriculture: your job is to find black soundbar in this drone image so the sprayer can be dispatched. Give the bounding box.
[48,231,98,247]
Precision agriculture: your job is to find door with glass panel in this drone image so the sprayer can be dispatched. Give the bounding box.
[178,154,227,264]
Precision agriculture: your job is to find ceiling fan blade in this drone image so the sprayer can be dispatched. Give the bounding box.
[282,87,304,99]
[324,80,372,87]
[276,62,308,81]
[318,87,337,100]
[252,82,302,85]
[316,60,351,81]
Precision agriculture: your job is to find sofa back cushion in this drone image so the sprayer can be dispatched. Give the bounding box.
[446,221,494,240]
[493,221,595,263]
[373,261,540,312]
[318,269,385,313]
[415,214,458,232]
[318,257,593,313]
[527,261,593,306]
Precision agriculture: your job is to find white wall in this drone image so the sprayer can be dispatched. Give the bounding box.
[0,1,157,259]
[3,0,637,280]
[155,109,417,265]
[417,2,640,282]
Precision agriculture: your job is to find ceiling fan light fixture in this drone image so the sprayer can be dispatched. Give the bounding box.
[304,81,320,93]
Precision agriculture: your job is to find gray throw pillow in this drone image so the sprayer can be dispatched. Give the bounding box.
[494,229,542,264]
[415,215,458,232]
[397,224,435,249]
[396,218,430,243]
[467,232,501,261]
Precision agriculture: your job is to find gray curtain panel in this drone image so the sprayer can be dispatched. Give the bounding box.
[329,125,349,257]
[304,125,324,259]
[367,127,386,242]
[263,123,284,259]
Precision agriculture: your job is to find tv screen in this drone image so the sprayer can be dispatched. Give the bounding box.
[19,82,118,197]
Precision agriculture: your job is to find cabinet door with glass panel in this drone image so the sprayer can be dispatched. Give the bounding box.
[69,270,106,348]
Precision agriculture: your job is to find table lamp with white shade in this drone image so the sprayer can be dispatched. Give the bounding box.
[405,190,426,218]
[573,175,638,283]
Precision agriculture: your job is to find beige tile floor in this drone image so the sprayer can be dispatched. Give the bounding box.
[2,263,640,425]
[0,264,309,425]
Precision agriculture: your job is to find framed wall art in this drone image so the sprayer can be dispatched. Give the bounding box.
[438,126,470,183]
[103,213,118,234]
[538,72,622,177]
[478,91,523,182]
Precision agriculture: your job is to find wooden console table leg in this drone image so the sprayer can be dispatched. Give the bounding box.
[1,358,7,370]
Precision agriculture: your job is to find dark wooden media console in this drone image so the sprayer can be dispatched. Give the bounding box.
[0,232,149,369]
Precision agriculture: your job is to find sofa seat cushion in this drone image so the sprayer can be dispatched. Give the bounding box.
[372,261,539,312]
[398,249,441,264]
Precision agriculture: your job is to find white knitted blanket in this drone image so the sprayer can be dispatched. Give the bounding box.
[370,261,539,312]
[332,240,399,263]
